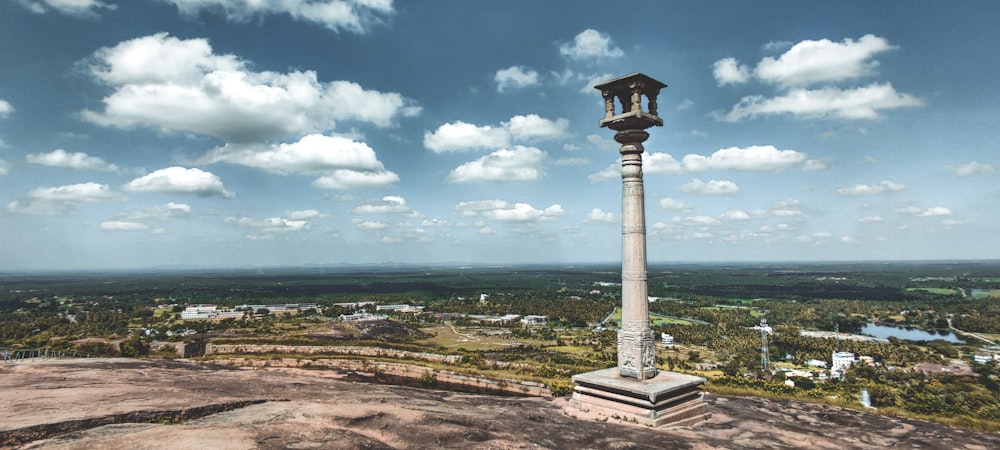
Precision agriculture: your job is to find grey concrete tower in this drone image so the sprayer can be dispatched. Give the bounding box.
[594,73,666,381]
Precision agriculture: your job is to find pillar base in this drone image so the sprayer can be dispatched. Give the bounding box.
[564,368,710,428]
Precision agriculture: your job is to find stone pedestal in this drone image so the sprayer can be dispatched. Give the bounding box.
[565,368,710,427]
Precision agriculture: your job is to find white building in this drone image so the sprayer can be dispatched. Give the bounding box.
[521,315,547,326]
[832,351,856,375]
[661,333,674,348]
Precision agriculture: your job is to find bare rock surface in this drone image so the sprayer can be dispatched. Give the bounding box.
[2,358,998,449]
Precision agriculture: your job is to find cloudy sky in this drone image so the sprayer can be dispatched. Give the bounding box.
[1,1,998,271]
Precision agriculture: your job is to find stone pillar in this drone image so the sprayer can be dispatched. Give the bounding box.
[616,129,657,380]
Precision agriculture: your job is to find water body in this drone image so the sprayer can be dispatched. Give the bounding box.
[861,322,965,343]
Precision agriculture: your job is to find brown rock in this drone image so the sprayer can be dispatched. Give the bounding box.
[2,359,998,449]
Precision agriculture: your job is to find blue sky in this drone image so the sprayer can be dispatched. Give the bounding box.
[1,1,998,271]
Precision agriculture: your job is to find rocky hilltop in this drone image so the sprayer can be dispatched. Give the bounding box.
[2,359,997,449]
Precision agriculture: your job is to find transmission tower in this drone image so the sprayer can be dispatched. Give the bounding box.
[760,318,770,372]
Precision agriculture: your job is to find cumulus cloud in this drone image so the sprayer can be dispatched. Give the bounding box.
[447,146,545,183]
[722,83,922,121]
[7,182,126,215]
[116,202,192,221]
[770,199,803,216]
[712,57,750,86]
[950,161,995,176]
[715,35,921,122]
[26,149,119,172]
[584,208,617,224]
[82,33,419,143]
[754,34,896,87]
[424,114,567,153]
[455,199,563,223]
[199,134,385,174]
[353,219,390,231]
[312,169,399,189]
[858,215,884,223]
[896,205,952,217]
[682,145,807,172]
[494,65,539,92]
[15,0,115,17]
[352,195,416,215]
[589,146,813,181]
[226,215,310,233]
[0,160,10,176]
[285,209,325,220]
[0,99,12,117]
[836,180,905,196]
[560,29,624,60]
[423,121,510,153]
[503,114,569,141]
[678,179,740,196]
[124,166,233,197]
[720,210,751,221]
[157,0,395,33]
[99,221,150,231]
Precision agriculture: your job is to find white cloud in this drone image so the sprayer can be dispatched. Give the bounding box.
[659,198,694,211]
[644,152,685,175]
[676,99,695,111]
[478,226,494,235]
[100,221,150,232]
[504,114,569,141]
[83,33,418,143]
[285,209,324,220]
[0,160,9,175]
[455,199,510,217]
[585,208,617,224]
[682,145,807,172]
[157,0,394,33]
[754,34,896,87]
[423,121,510,153]
[723,83,923,121]
[950,161,995,176]
[7,182,126,215]
[858,215,884,223]
[717,35,920,123]
[494,65,539,92]
[353,220,390,231]
[678,179,740,196]
[199,134,385,174]
[424,114,568,153]
[226,216,310,233]
[895,205,953,217]
[447,146,545,183]
[836,180,905,196]
[312,169,399,189]
[486,203,563,222]
[771,199,803,216]
[25,149,119,172]
[590,146,812,181]
[712,57,750,86]
[560,29,624,60]
[455,199,562,223]
[720,210,751,221]
[15,0,115,16]
[124,166,233,197]
[801,159,831,171]
[352,195,414,215]
[0,99,12,117]
[118,202,192,221]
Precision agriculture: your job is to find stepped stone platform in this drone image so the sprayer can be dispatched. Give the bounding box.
[566,368,710,427]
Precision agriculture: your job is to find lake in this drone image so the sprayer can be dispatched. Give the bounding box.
[861,322,965,344]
